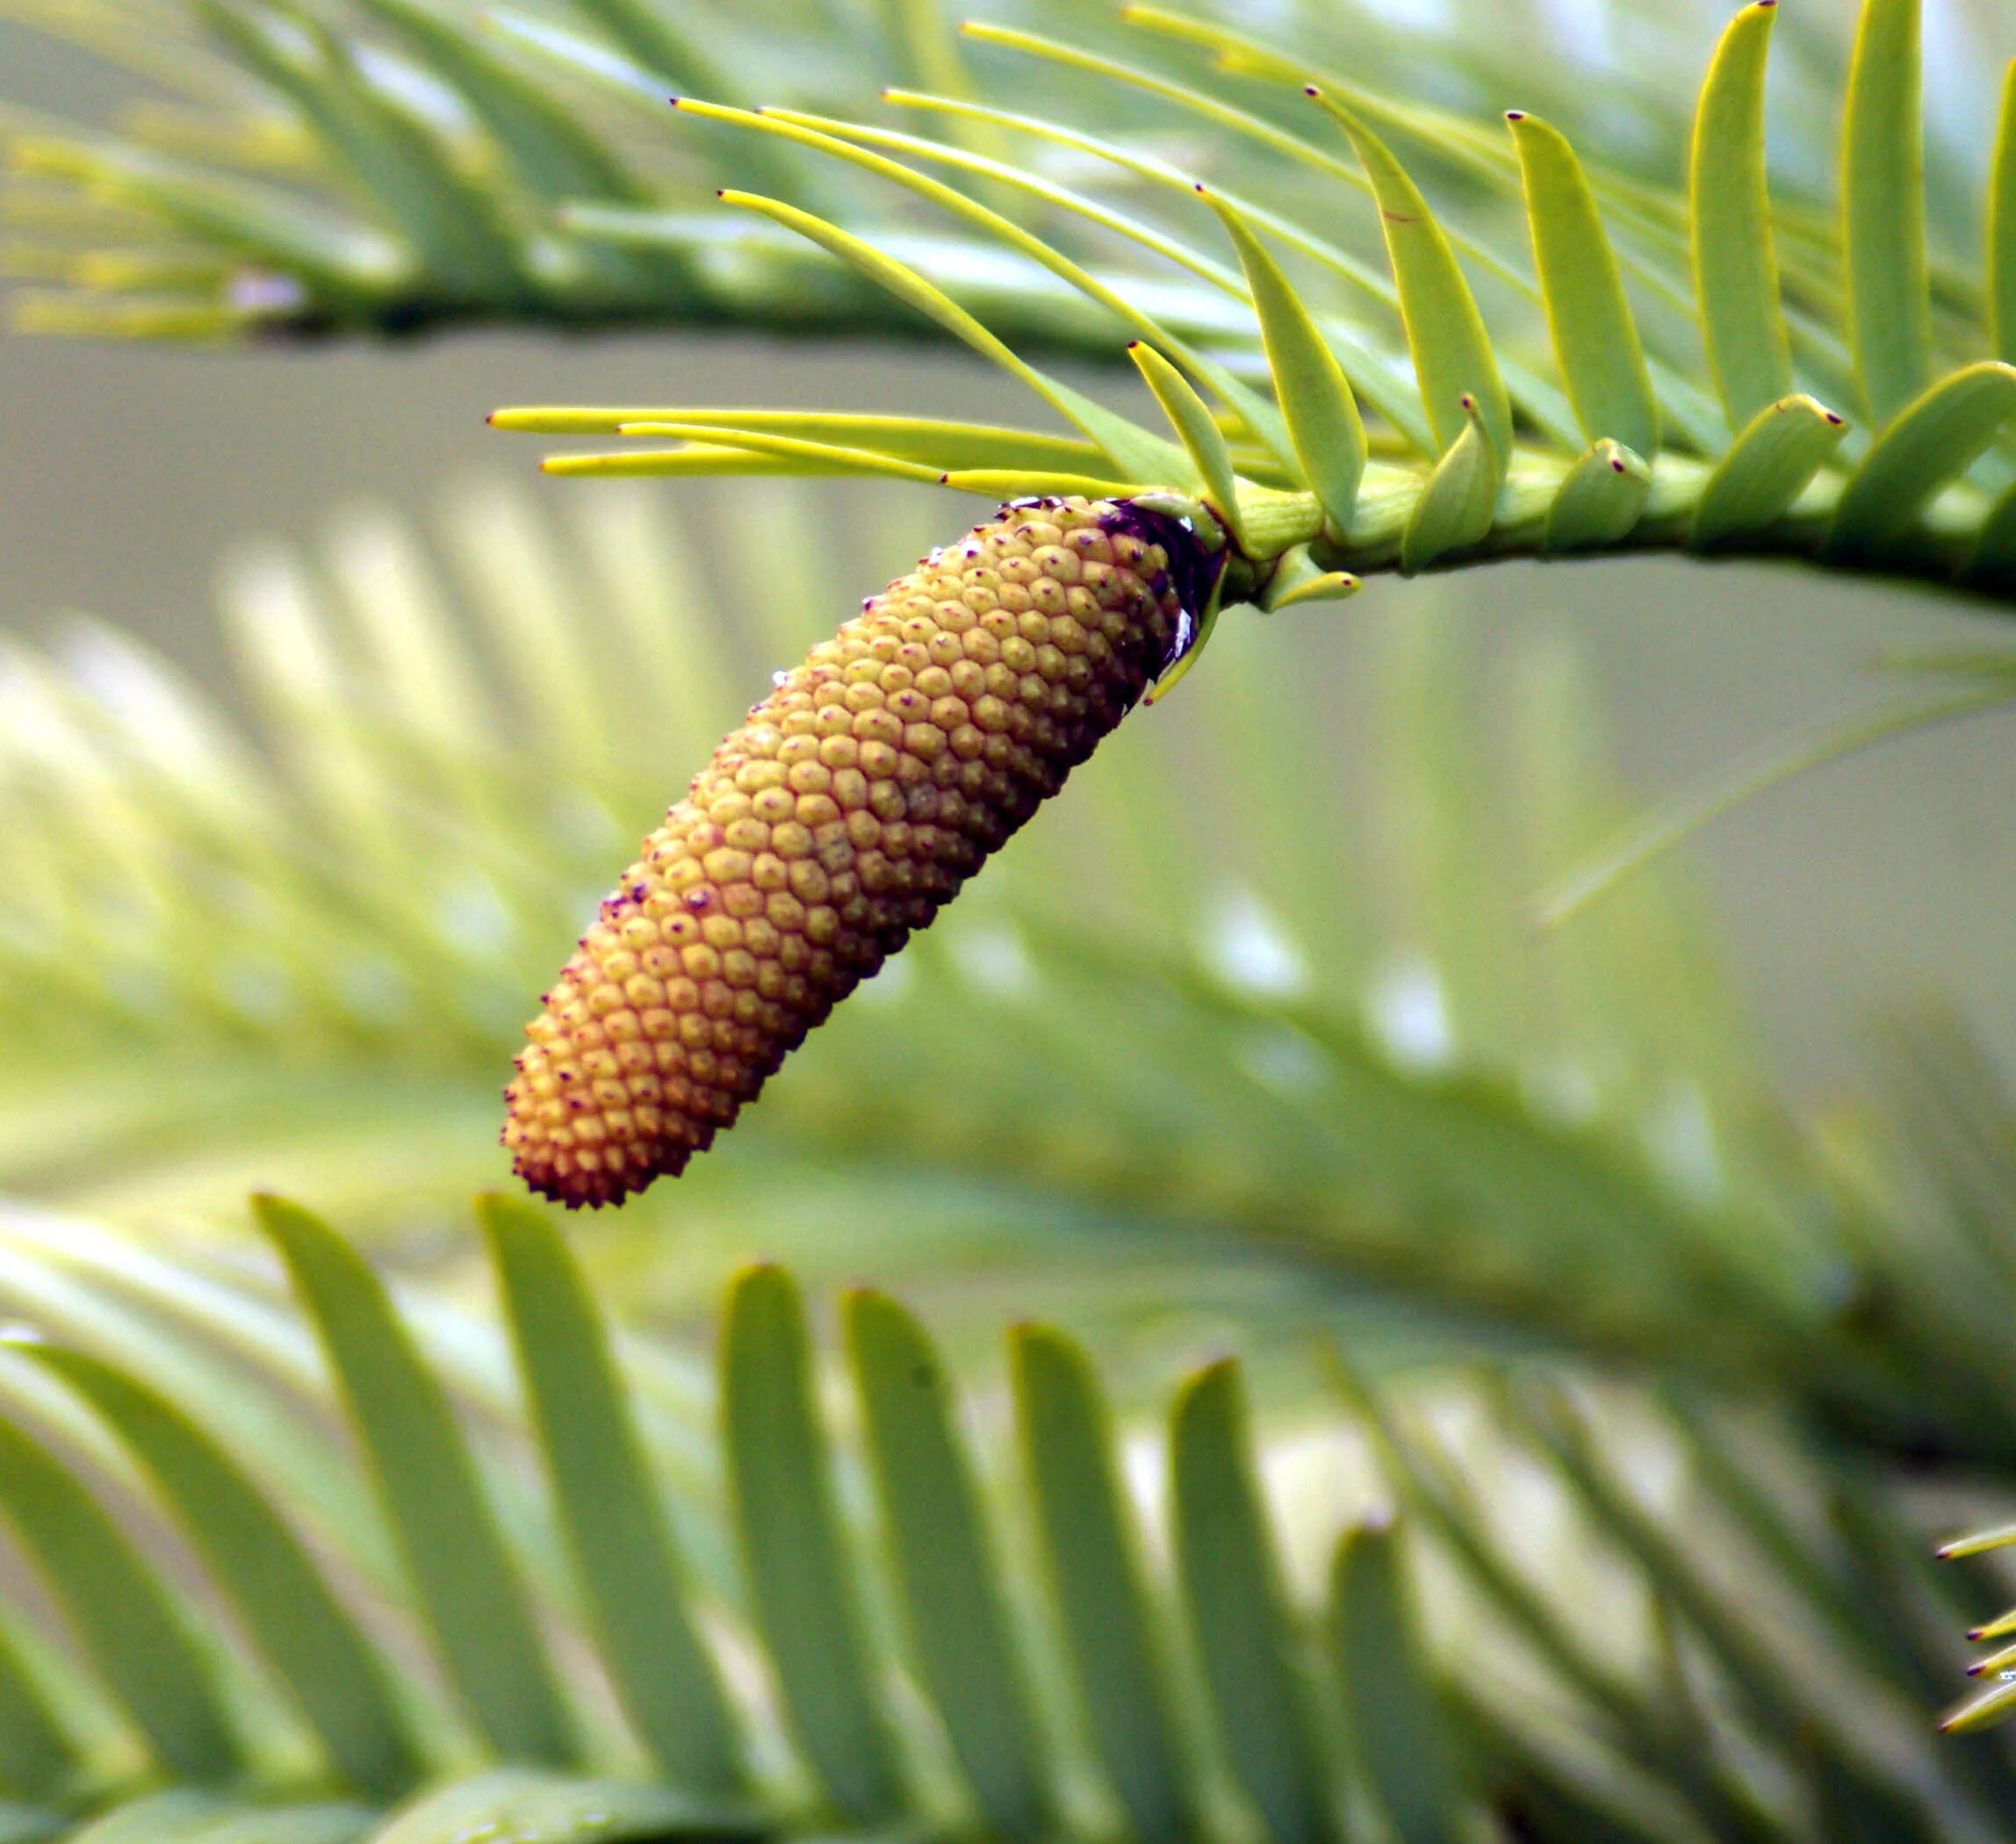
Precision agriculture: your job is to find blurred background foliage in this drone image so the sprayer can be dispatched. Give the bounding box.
[2,0,2016,1838]
[0,0,2005,342]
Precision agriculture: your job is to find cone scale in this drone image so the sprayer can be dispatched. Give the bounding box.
[503,496,1222,1207]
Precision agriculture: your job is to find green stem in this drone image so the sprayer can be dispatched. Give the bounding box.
[1204,447,2016,613]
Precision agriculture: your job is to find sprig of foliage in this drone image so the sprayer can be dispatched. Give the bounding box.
[0,1192,2004,1840]
[1941,1516,2016,1733]
[19,0,2016,612]
[484,0,2016,621]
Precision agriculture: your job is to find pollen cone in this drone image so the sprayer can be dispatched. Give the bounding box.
[503,496,1218,1207]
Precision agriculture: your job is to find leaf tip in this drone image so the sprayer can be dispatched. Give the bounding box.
[726,1259,793,1310]
[249,1191,325,1251]
[1187,1352,1242,1393]
[472,1189,536,1233]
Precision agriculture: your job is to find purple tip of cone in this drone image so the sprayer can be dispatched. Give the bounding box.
[1610,457,1626,472]
[1826,412,1847,425]
[1304,83,1321,97]
[1505,109,1527,120]
[668,95,681,105]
